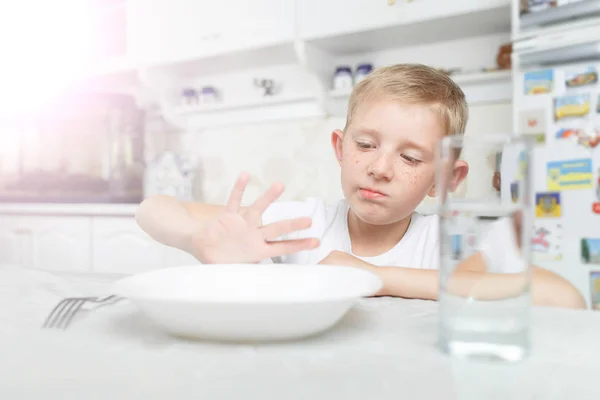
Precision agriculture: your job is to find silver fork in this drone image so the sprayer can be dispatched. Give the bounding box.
[42,294,123,330]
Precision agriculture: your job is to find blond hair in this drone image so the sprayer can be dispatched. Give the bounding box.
[344,63,468,136]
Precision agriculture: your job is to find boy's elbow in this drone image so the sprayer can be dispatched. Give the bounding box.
[533,267,587,310]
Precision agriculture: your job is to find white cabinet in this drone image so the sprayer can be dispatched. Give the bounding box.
[0,215,91,271]
[297,0,403,39]
[297,0,509,40]
[91,217,167,274]
[27,216,92,272]
[129,0,295,66]
[0,216,26,267]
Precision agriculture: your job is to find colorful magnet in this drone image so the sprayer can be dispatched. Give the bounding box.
[565,66,598,88]
[555,128,581,139]
[531,221,562,261]
[553,93,590,121]
[535,192,561,217]
[577,129,600,148]
[581,238,600,265]
[518,109,546,143]
[510,181,519,203]
[547,158,593,191]
[593,169,600,214]
[524,69,553,95]
[590,271,600,311]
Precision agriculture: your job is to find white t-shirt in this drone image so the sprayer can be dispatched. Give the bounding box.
[261,197,440,269]
[261,197,524,273]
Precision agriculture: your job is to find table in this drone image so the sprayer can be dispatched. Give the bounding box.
[1,263,599,399]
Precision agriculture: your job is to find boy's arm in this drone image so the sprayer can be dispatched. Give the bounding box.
[135,194,225,251]
[318,251,587,309]
[135,174,322,264]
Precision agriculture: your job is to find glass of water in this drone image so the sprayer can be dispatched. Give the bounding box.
[436,134,534,362]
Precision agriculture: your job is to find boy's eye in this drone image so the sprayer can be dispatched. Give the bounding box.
[356,141,373,149]
[401,155,420,164]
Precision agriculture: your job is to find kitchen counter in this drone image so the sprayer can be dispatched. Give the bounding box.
[0,202,139,217]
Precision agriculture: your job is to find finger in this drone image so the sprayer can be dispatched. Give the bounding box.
[260,217,313,240]
[248,182,285,216]
[265,238,320,258]
[225,172,250,213]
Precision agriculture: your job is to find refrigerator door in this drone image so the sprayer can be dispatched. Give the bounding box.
[510,53,600,308]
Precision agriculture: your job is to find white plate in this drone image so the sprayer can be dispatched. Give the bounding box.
[113,264,382,342]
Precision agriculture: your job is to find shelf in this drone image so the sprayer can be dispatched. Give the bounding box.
[303,5,510,55]
[520,0,600,29]
[325,70,512,117]
[162,94,325,129]
[518,41,600,67]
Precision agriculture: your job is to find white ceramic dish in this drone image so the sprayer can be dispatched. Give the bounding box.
[113,264,382,342]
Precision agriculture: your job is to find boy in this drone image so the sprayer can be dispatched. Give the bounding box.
[136,64,586,309]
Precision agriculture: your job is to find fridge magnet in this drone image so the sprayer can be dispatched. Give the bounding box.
[553,93,590,121]
[577,128,600,149]
[593,169,600,214]
[547,158,593,191]
[518,109,546,143]
[581,238,600,265]
[590,271,600,311]
[524,69,553,95]
[531,221,562,261]
[510,181,519,203]
[516,150,528,180]
[565,66,598,88]
[555,128,581,139]
[535,192,561,218]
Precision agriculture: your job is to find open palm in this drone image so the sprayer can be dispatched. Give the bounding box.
[191,172,319,264]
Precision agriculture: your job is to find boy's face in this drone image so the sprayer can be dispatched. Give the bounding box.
[332,99,468,226]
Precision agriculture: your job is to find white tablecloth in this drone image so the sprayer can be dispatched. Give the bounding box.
[1,263,599,400]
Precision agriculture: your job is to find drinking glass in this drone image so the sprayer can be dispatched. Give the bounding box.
[436,134,534,362]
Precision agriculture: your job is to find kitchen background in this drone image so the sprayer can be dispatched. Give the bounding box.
[0,1,598,308]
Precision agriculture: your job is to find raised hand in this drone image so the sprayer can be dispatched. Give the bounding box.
[190,172,320,264]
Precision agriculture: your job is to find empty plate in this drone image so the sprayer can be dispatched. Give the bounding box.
[113,263,382,342]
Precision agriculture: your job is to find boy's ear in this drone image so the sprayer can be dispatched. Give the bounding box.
[428,160,469,197]
[331,129,345,166]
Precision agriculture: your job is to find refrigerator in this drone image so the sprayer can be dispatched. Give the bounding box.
[507,0,600,309]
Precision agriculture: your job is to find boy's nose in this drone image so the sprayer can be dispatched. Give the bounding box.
[368,154,394,180]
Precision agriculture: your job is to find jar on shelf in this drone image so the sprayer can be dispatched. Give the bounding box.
[355,63,374,84]
[181,88,198,106]
[199,86,219,104]
[332,66,353,91]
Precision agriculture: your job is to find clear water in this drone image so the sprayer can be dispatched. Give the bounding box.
[438,201,530,362]
[438,292,530,362]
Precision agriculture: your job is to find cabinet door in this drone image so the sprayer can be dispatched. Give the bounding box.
[26,216,92,272]
[400,0,508,25]
[92,217,167,274]
[297,0,403,39]
[129,0,295,66]
[0,216,25,267]
[297,0,508,39]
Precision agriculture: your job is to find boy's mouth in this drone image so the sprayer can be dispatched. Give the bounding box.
[359,188,387,199]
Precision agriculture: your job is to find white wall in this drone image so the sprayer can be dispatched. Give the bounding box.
[145,101,514,208]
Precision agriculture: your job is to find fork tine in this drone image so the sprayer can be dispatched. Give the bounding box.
[56,298,87,330]
[42,294,123,330]
[42,298,75,328]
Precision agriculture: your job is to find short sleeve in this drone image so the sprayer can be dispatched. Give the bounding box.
[478,217,526,273]
[260,196,331,240]
[258,197,330,264]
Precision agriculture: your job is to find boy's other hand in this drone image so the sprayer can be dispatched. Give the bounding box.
[190,172,320,264]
